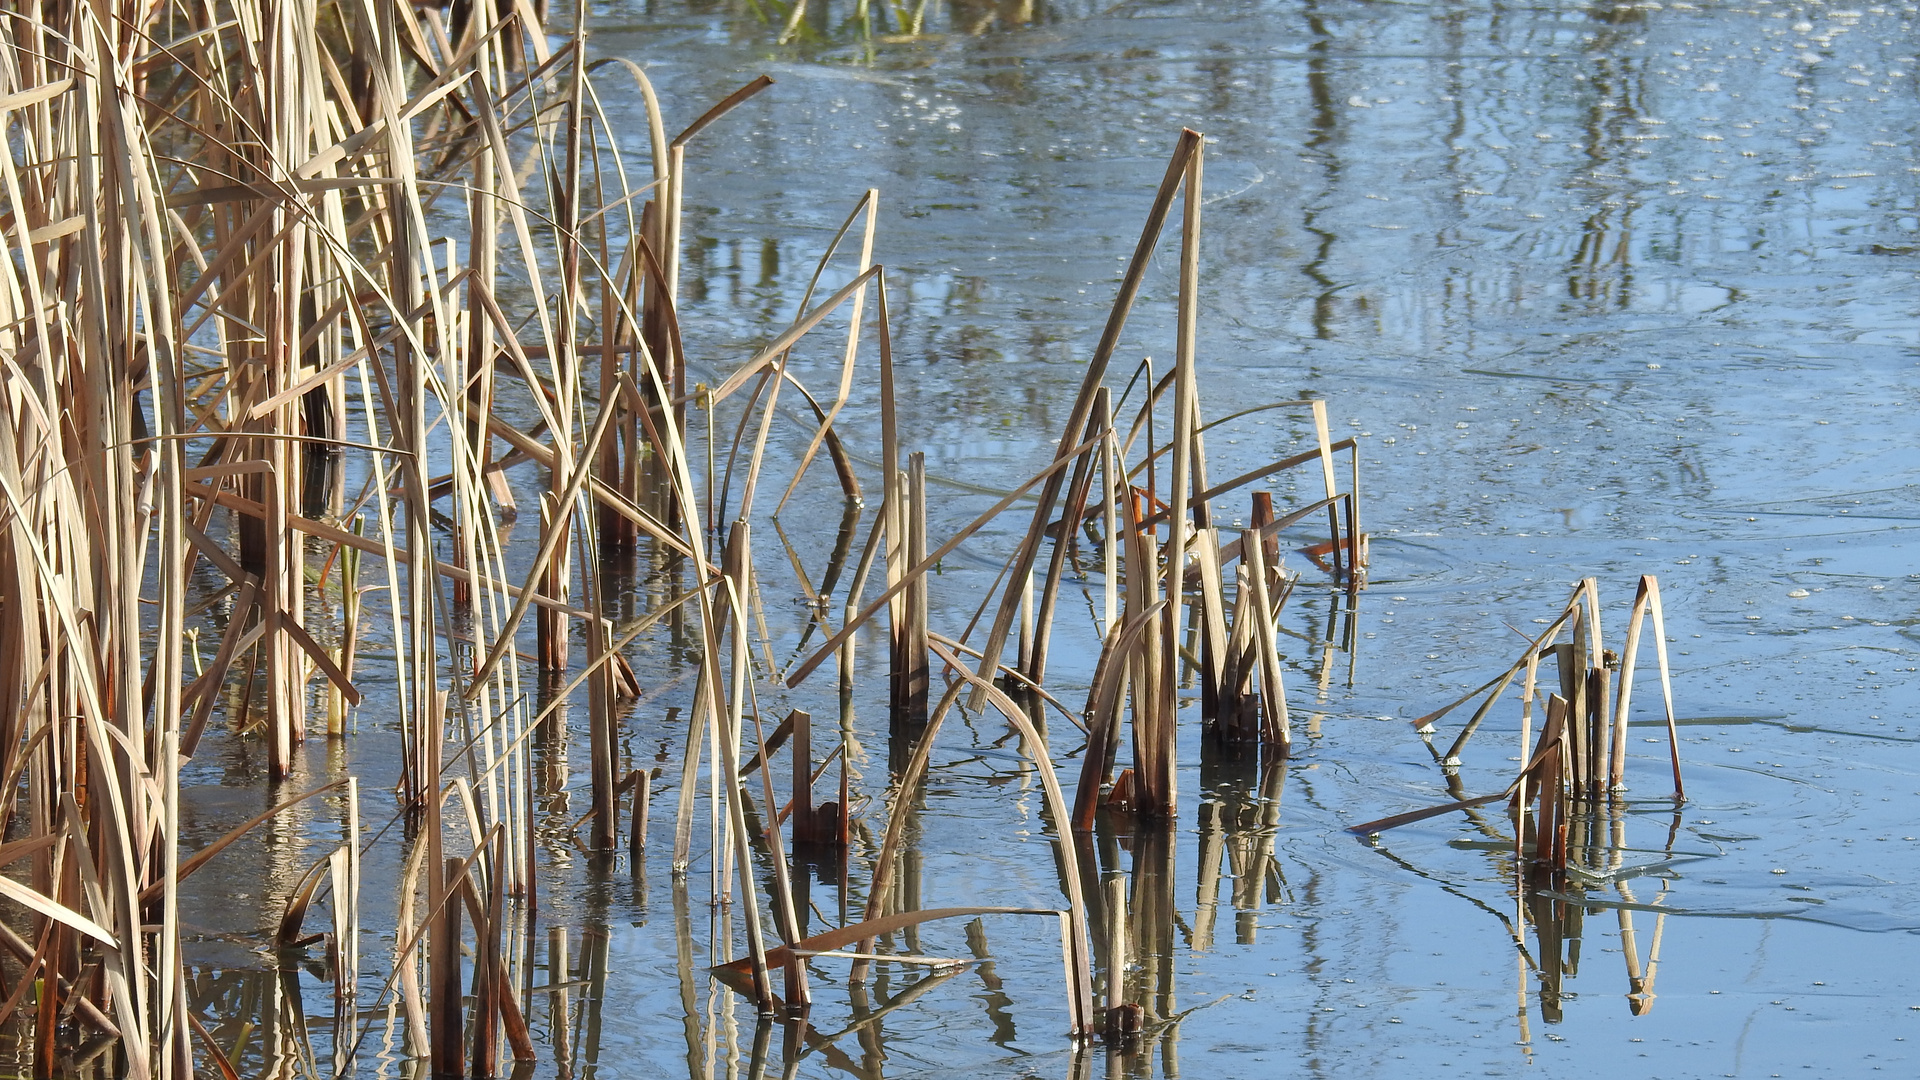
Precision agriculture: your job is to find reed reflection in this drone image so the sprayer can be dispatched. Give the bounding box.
[1301,0,1344,341]
[1355,747,1685,1049]
[1514,799,1680,1037]
[1566,10,1652,311]
[177,964,360,1080]
[1197,745,1287,951]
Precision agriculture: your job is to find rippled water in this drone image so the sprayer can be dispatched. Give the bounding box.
[170,1,1920,1077]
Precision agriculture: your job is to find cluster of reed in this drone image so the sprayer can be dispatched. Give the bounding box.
[1351,575,1685,875]
[0,0,1369,1072]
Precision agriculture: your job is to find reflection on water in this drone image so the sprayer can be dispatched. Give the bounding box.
[1566,11,1650,313]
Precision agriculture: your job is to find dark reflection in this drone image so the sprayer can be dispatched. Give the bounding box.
[0,1032,120,1079]
[173,964,337,1078]
[300,386,342,520]
[887,707,927,781]
[963,917,1018,1046]
[575,927,612,1078]
[759,236,780,288]
[789,744,850,938]
[1301,0,1343,341]
[747,964,972,1079]
[1282,587,1356,744]
[533,672,573,822]
[1194,743,1287,949]
[1118,825,1177,1076]
[1523,882,1580,1025]
[672,880,702,1080]
[705,671,1117,1071]
[1565,30,1651,312]
[546,926,574,1079]
[1520,803,1665,1029]
[1363,789,1684,1042]
[1613,875,1669,1017]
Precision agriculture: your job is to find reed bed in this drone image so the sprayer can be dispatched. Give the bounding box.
[1,0,1404,1072]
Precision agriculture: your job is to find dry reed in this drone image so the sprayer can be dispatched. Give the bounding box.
[0,2,1379,1070]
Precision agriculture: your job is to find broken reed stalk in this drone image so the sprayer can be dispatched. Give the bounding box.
[1241,528,1292,752]
[470,830,502,1075]
[1614,575,1685,800]
[630,768,651,867]
[1193,523,1229,723]
[430,857,466,1076]
[1534,697,1572,870]
[884,449,909,721]
[1103,874,1131,1021]
[586,547,621,855]
[889,452,931,722]
[1025,366,1113,692]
